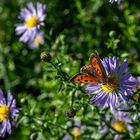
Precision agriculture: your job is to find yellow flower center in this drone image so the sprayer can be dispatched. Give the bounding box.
[25,16,39,28]
[73,127,81,138]
[34,35,41,46]
[0,105,10,121]
[112,120,127,133]
[101,84,116,93]
[101,75,118,93]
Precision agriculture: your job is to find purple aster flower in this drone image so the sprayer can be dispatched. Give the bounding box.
[111,110,133,140]
[99,110,133,140]
[63,121,86,140]
[117,95,140,121]
[15,2,46,43]
[109,0,122,4]
[0,90,19,137]
[123,76,140,102]
[28,30,44,48]
[86,56,136,108]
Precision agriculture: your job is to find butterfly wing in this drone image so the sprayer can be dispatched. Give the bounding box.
[80,64,98,77]
[80,53,107,83]
[70,73,99,84]
[90,53,107,83]
[70,53,107,84]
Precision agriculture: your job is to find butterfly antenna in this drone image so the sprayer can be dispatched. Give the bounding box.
[95,50,100,58]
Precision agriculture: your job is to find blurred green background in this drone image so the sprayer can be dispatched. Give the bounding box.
[0,0,140,139]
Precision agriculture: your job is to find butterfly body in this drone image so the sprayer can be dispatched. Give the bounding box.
[70,53,107,84]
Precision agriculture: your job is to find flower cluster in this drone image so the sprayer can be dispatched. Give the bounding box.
[12,0,139,139]
[0,90,19,137]
[15,2,46,48]
[72,54,137,139]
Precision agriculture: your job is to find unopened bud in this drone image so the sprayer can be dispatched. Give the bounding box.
[40,51,51,62]
[65,109,75,118]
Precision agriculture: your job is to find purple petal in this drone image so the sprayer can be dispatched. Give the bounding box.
[37,2,46,21]
[27,2,36,16]
[0,90,6,105]
[7,91,13,107]
[117,60,128,76]
[0,121,7,137]
[120,72,131,82]
[15,24,26,35]
[118,89,128,101]
[90,91,106,103]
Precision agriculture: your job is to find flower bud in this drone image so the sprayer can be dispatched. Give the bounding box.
[40,51,51,62]
[65,109,75,118]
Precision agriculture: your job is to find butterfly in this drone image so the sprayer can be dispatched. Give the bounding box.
[70,53,107,84]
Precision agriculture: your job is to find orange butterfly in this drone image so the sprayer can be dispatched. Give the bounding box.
[70,53,107,84]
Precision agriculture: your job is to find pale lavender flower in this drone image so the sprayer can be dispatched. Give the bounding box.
[28,30,44,48]
[15,2,46,43]
[63,121,86,140]
[117,95,140,120]
[109,0,122,4]
[0,90,19,137]
[63,134,70,140]
[86,57,136,108]
[99,110,133,140]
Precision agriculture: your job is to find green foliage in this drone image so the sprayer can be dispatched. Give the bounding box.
[0,0,140,139]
